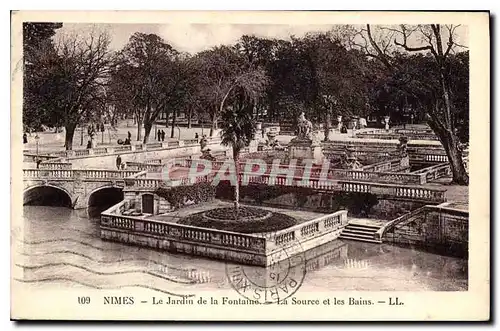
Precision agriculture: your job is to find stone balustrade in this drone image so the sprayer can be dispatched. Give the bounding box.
[355,131,439,141]
[100,201,350,265]
[374,205,468,256]
[25,136,225,161]
[130,178,163,188]
[38,162,73,170]
[268,210,348,250]
[183,139,199,146]
[411,163,452,182]
[23,169,141,180]
[125,161,164,172]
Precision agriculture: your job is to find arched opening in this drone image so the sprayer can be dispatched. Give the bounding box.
[88,187,124,218]
[24,186,72,208]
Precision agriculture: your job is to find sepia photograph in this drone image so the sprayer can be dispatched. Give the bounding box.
[10,10,490,321]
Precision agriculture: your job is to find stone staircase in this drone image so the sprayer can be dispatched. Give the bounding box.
[339,221,383,244]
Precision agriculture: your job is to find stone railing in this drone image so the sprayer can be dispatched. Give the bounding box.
[375,205,468,254]
[125,161,164,172]
[162,158,445,201]
[23,154,60,162]
[411,163,452,182]
[128,178,164,188]
[362,158,398,172]
[355,131,439,141]
[286,164,424,185]
[237,174,446,203]
[101,199,352,265]
[395,128,434,134]
[145,142,163,149]
[183,139,199,146]
[23,169,73,179]
[25,136,226,161]
[23,169,141,180]
[374,206,428,241]
[38,161,73,170]
[267,210,348,251]
[101,211,267,254]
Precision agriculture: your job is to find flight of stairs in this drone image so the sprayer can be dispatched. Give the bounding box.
[339,223,382,243]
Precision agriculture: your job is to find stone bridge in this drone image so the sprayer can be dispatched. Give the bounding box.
[23,169,141,209]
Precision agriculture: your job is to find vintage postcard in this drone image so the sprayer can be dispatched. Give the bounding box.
[11,11,490,321]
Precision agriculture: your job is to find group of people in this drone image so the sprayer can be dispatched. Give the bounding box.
[157,129,166,142]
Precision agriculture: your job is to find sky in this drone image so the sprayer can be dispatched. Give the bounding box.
[56,23,469,54]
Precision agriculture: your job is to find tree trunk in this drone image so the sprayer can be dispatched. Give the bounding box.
[233,147,240,212]
[80,127,84,146]
[427,118,469,185]
[143,121,153,144]
[441,131,469,185]
[170,110,177,138]
[209,113,217,137]
[64,123,76,151]
[136,116,142,141]
[187,108,192,129]
[324,111,331,142]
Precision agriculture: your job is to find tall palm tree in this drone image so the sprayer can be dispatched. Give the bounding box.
[219,68,268,213]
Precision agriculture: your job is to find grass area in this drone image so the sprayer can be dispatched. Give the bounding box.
[177,206,297,233]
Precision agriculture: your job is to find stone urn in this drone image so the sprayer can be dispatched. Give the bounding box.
[384,116,390,132]
[337,116,343,132]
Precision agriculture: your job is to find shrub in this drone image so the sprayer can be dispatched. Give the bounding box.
[155,182,216,209]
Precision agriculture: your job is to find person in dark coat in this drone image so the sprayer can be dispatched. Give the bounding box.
[195,132,199,140]
[116,155,122,170]
[157,129,161,141]
[127,131,132,140]
[161,130,166,142]
[23,133,28,144]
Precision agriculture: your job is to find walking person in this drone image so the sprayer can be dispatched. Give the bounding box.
[157,129,161,142]
[127,131,132,140]
[116,155,122,170]
[195,132,199,141]
[161,130,165,142]
[23,133,28,144]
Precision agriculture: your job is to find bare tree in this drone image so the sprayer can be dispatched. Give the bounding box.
[355,24,469,185]
[36,28,114,150]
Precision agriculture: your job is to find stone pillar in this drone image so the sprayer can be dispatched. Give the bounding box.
[337,116,343,132]
[384,116,390,132]
[135,193,141,214]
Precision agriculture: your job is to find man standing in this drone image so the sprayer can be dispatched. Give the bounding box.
[116,155,122,170]
[127,131,132,140]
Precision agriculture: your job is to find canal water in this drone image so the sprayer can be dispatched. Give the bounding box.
[15,206,468,296]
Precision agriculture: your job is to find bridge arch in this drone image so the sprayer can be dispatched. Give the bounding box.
[23,184,73,207]
[87,185,124,218]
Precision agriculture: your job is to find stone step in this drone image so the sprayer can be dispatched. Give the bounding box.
[345,224,382,232]
[342,228,378,236]
[341,231,375,240]
[347,223,382,230]
[339,234,382,244]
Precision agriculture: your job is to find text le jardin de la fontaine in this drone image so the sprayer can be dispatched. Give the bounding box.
[99,296,404,306]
